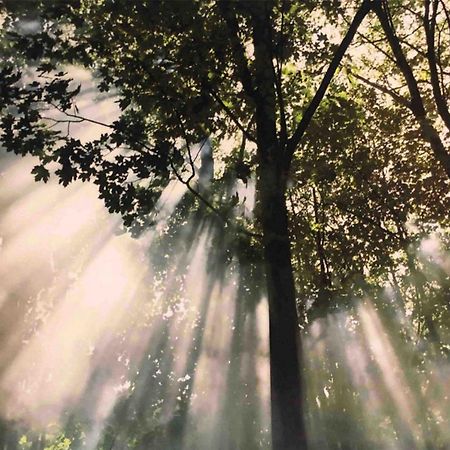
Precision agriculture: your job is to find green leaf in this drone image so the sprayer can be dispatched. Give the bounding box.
[31,164,50,182]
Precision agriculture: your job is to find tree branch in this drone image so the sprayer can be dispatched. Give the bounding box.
[424,0,450,131]
[374,1,426,115]
[175,111,196,184]
[349,70,410,108]
[207,87,257,142]
[47,104,162,157]
[50,103,115,129]
[340,8,396,65]
[440,0,450,31]
[285,0,373,168]
[374,0,450,179]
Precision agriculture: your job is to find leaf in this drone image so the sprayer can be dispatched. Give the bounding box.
[31,165,50,182]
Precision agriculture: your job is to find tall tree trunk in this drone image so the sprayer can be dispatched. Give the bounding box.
[245,2,308,447]
[236,2,307,447]
[259,162,307,450]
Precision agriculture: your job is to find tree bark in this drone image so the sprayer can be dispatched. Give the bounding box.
[259,170,308,450]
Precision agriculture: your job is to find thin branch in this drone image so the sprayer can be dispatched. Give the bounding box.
[397,37,428,59]
[50,103,114,129]
[170,122,260,239]
[41,116,83,124]
[207,87,257,142]
[440,0,450,31]
[349,70,411,108]
[170,159,262,240]
[340,10,397,64]
[48,103,161,155]
[170,159,215,213]
[436,22,448,98]
[400,21,423,41]
[238,115,254,160]
[174,111,196,184]
[400,5,423,21]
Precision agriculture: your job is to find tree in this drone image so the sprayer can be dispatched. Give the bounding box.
[347,0,450,178]
[1,1,449,449]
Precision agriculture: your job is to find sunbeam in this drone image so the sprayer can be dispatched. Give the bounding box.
[0,141,271,450]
